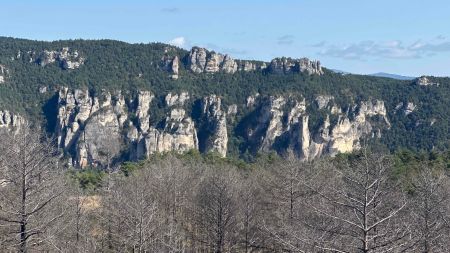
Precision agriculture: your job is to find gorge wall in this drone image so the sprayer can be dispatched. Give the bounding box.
[1,39,440,169]
[50,87,390,168]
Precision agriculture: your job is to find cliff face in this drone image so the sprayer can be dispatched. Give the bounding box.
[32,47,85,70]
[51,87,391,168]
[56,88,128,167]
[0,42,412,168]
[0,110,24,133]
[268,57,323,75]
[187,47,239,74]
[134,92,198,159]
[241,96,389,161]
[184,47,320,76]
[0,65,7,84]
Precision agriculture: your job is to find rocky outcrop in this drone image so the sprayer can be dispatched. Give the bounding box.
[315,95,333,109]
[415,76,439,86]
[187,47,238,74]
[405,102,416,115]
[227,104,238,117]
[161,55,180,79]
[165,92,189,107]
[198,95,228,157]
[159,47,323,77]
[326,100,389,155]
[246,94,259,108]
[135,91,154,133]
[395,102,417,115]
[268,57,323,75]
[0,110,24,132]
[35,47,85,69]
[51,86,392,168]
[171,56,180,79]
[135,93,198,159]
[56,88,128,168]
[259,97,287,151]
[239,61,258,72]
[243,96,389,160]
[0,65,8,84]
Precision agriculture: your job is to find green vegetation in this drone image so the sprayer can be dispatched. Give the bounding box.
[1,37,450,155]
[69,168,106,191]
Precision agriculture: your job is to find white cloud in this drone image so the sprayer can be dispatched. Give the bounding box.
[314,37,450,60]
[168,37,186,48]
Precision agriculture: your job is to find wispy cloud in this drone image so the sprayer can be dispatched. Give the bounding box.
[315,38,450,60]
[161,7,179,13]
[168,37,187,48]
[277,35,295,45]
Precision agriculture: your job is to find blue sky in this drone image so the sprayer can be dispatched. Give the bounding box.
[1,0,449,76]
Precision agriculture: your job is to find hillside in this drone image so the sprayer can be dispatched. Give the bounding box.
[1,37,449,167]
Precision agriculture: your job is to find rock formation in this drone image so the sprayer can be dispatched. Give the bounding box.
[242,96,389,160]
[161,55,180,79]
[405,102,416,115]
[415,76,439,86]
[187,47,238,74]
[171,56,180,79]
[315,95,334,109]
[198,95,228,157]
[56,88,127,168]
[35,47,85,69]
[50,86,392,168]
[0,110,24,132]
[240,61,257,72]
[268,57,323,75]
[134,92,198,159]
[0,65,7,84]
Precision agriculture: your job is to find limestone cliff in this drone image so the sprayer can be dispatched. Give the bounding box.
[134,92,198,159]
[56,88,127,168]
[0,110,24,132]
[187,47,238,74]
[0,65,7,84]
[160,55,180,80]
[33,47,85,69]
[242,96,389,160]
[268,57,323,75]
[415,76,439,86]
[52,87,391,168]
[198,95,228,157]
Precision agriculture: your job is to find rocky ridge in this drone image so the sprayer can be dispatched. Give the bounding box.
[184,47,323,76]
[28,47,85,70]
[15,45,323,78]
[415,76,439,86]
[52,87,391,168]
[187,47,239,74]
[242,96,389,160]
[269,57,323,75]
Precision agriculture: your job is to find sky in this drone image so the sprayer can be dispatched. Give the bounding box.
[0,0,449,77]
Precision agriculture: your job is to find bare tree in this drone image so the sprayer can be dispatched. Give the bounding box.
[105,170,159,252]
[406,163,450,252]
[50,182,100,253]
[147,156,198,252]
[304,151,410,252]
[193,166,239,253]
[0,124,67,252]
[236,175,266,252]
[260,158,314,252]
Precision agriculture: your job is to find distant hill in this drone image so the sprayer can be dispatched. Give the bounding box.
[370,72,416,80]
